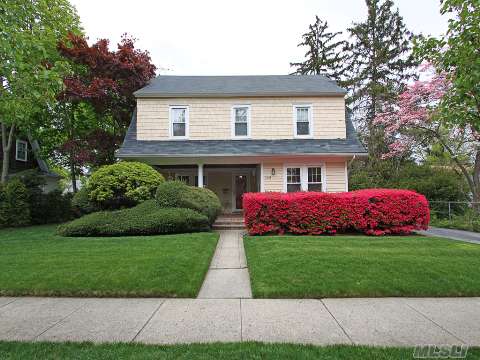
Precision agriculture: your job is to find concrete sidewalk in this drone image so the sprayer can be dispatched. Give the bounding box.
[0,296,479,346]
[197,230,252,299]
[419,227,480,245]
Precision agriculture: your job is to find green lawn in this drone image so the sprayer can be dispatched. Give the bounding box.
[244,235,480,298]
[0,225,218,297]
[3,341,479,360]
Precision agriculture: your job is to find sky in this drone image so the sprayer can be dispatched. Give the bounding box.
[69,0,448,76]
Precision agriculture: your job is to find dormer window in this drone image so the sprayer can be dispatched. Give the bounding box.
[169,106,189,138]
[232,105,251,138]
[294,105,313,138]
[15,140,27,162]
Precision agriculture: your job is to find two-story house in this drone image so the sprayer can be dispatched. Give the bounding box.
[117,75,367,212]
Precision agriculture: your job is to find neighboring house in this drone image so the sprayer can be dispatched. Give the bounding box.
[117,75,367,212]
[0,135,60,192]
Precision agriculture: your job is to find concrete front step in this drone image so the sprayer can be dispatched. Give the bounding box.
[212,215,245,230]
[212,224,246,230]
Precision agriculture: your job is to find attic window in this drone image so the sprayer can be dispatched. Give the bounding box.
[15,140,27,162]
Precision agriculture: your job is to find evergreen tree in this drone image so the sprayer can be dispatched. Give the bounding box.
[345,0,417,160]
[290,16,348,83]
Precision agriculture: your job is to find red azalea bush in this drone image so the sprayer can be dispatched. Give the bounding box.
[243,189,430,236]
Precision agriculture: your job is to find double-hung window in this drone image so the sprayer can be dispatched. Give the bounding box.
[294,105,312,137]
[307,167,323,192]
[285,165,324,192]
[232,105,250,138]
[15,140,27,162]
[170,106,189,138]
[286,167,301,192]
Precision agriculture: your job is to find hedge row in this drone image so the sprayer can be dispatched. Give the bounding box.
[243,189,430,236]
[58,200,210,237]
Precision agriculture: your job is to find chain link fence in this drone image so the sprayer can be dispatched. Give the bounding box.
[429,201,480,220]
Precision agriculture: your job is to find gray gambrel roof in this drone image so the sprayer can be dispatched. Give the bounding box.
[134,75,346,98]
[117,110,367,158]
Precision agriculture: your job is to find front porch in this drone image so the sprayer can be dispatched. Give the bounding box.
[156,164,260,213]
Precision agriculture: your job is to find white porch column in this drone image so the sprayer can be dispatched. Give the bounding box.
[260,163,265,192]
[197,163,204,188]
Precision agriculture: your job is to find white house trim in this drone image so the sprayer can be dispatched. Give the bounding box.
[197,163,204,187]
[169,105,189,139]
[260,162,265,192]
[292,104,314,139]
[344,161,349,191]
[231,104,251,139]
[15,139,28,162]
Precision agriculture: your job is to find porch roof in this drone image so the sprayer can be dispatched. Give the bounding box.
[117,110,367,158]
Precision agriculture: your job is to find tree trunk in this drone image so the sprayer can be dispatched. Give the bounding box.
[472,148,480,213]
[69,152,77,193]
[1,123,15,184]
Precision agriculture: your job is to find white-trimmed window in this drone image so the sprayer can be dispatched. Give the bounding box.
[307,167,323,192]
[15,140,27,162]
[293,105,312,137]
[176,175,190,184]
[169,106,189,138]
[231,105,251,138]
[284,165,325,192]
[286,167,301,192]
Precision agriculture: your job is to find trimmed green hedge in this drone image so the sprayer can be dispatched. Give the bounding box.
[156,181,222,224]
[0,179,31,228]
[87,162,165,209]
[57,200,210,237]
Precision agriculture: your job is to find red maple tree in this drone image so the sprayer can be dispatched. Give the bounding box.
[57,32,156,164]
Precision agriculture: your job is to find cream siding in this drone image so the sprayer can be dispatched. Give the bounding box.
[325,161,348,192]
[137,97,345,141]
[261,162,284,192]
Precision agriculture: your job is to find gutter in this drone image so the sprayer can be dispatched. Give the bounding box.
[116,152,368,158]
[134,92,347,98]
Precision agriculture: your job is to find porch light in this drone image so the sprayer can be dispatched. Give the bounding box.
[271,168,275,176]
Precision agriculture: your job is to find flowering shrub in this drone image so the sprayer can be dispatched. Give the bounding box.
[243,189,430,236]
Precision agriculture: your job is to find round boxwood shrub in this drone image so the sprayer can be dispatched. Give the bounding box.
[155,181,222,224]
[57,200,210,237]
[87,162,165,209]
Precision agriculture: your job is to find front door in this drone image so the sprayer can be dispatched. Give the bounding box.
[233,174,248,211]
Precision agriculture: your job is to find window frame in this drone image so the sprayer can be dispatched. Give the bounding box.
[283,163,326,192]
[231,105,251,139]
[293,104,313,138]
[15,139,28,162]
[307,166,323,192]
[169,105,189,139]
[285,167,302,193]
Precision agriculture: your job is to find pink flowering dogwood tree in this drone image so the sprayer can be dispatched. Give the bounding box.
[375,64,480,205]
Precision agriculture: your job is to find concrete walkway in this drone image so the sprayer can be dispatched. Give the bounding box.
[0,296,479,345]
[197,230,252,299]
[418,227,480,245]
